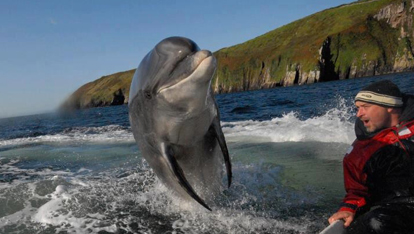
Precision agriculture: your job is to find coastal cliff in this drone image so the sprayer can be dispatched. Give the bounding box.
[61,70,134,109]
[212,0,414,93]
[62,0,414,109]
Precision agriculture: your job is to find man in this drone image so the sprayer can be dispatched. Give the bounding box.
[328,80,414,233]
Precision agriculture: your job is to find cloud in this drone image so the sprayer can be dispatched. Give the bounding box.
[50,18,57,25]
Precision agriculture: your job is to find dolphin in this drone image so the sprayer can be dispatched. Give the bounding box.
[128,37,232,211]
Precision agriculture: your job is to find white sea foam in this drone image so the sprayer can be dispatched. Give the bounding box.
[0,160,317,233]
[52,172,307,233]
[0,125,135,147]
[223,107,355,144]
[0,159,74,189]
[31,184,118,233]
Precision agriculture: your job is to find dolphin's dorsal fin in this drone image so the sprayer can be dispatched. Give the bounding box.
[161,142,212,211]
[211,117,232,188]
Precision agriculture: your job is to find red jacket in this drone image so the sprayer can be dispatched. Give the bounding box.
[339,119,414,213]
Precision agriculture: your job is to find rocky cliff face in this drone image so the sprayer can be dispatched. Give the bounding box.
[294,0,414,83]
[212,0,414,93]
[374,0,414,71]
[61,69,134,110]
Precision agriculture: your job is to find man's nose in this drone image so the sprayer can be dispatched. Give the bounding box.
[356,108,364,118]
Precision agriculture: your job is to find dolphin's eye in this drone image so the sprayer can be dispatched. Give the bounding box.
[144,90,152,99]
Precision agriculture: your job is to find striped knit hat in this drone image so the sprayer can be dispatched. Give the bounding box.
[355,80,403,107]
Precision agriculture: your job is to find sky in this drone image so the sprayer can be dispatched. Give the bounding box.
[0,0,355,119]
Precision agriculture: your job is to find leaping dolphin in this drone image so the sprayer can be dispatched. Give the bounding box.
[128,37,232,210]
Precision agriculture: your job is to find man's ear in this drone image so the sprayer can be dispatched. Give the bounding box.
[387,107,402,114]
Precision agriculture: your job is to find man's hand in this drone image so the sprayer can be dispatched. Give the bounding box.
[328,211,355,227]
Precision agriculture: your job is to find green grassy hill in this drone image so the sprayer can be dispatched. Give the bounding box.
[62,0,414,109]
[61,69,135,109]
[212,0,413,92]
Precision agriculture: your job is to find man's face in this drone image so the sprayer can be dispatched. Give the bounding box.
[355,101,393,133]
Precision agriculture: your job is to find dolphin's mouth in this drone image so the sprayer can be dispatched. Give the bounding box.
[157,50,213,93]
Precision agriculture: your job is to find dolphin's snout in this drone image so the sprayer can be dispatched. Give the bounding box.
[191,50,213,68]
[197,50,212,57]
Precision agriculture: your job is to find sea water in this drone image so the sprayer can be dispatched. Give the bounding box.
[0,73,413,234]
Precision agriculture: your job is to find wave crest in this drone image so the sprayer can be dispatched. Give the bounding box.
[223,100,355,144]
[0,125,134,147]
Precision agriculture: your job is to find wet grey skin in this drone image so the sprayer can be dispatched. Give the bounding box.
[128,37,232,211]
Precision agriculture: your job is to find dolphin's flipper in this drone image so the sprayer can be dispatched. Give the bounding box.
[211,117,232,188]
[161,143,212,211]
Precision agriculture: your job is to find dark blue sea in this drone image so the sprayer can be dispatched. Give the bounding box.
[0,73,413,234]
